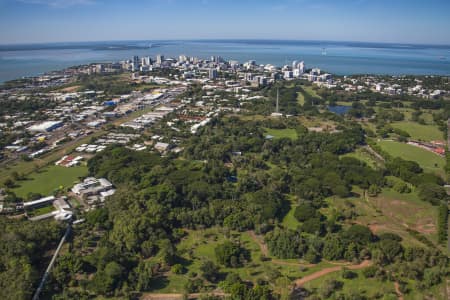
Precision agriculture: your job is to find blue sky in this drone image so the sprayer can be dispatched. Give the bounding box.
[0,0,449,45]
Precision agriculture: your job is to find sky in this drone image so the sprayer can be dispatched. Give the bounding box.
[0,0,449,45]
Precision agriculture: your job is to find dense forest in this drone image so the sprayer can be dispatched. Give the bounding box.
[44,113,449,298]
[1,79,449,299]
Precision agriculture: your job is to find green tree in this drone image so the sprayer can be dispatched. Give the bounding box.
[200,261,220,283]
[215,241,249,267]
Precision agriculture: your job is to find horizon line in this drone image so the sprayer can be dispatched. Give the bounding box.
[1,38,450,47]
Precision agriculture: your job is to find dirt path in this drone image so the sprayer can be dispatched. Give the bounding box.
[394,282,404,300]
[248,230,268,256]
[363,145,385,163]
[294,260,372,287]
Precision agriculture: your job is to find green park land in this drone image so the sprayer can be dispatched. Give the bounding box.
[12,165,88,198]
[377,140,445,175]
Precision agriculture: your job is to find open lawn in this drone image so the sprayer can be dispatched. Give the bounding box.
[377,140,445,175]
[264,128,298,140]
[391,121,444,141]
[371,188,439,243]
[26,204,55,217]
[323,184,439,248]
[302,269,397,299]
[297,92,305,106]
[12,165,87,198]
[341,148,381,169]
[282,205,301,230]
[302,86,321,99]
[302,263,446,299]
[0,130,104,184]
[150,227,336,294]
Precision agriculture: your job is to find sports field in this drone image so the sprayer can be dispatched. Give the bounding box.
[265,128,298,140]
[377,140,445,175]
[391,121,444,141]
[12,165,88,198]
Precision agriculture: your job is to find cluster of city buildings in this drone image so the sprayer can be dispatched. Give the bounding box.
[71,177,115,206]
[1,52,448,223]
[334,75,448,98]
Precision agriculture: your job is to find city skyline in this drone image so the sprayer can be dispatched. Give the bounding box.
[0,0,450,45]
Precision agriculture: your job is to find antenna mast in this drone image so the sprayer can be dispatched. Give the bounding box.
[276,88,279,113]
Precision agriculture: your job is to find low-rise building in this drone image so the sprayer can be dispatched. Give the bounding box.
[72,177,114,199]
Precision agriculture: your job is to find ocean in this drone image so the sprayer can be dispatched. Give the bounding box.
[0,40,449,83]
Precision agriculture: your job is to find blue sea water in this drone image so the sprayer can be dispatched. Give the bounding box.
[0,40,449,83]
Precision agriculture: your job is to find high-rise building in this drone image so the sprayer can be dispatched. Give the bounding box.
[156,54,164,64]
[141,56,151,66]
[311,68,321,75]
[299,61,305,73]
[293,61,305,77]
[209,68,218,80]
[210,56,223,63]
[133,56,140,67]
[284,71,293,79]
[179,55,188,63]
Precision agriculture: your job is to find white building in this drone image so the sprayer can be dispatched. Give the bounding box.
[28,121,63,132]
[72,177,114,199]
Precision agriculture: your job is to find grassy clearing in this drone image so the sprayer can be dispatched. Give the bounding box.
[323,185,438,248]
[302,256,447,299]
[391,121,444,141]
[26,204,55,217]
[12,165,87,198]
[297,92,305,106]
[264,128,298,140]
[282,205,301,230]
[302,269,397,299]
[302,86,321,99]
[377,140,445,175]
[341,148,380,169]
[336,101,352,106]
[152,228,336,294]
[0,131,104,184]
[371,188,438,243]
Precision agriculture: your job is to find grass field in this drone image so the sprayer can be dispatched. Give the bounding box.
[391,121,444,141]
[372,188,439,244]
[302,86,321,98]
[0,130,104,184]
[26,204,55,217]
[12,165,88,198]
[265,128,298,140]
[341,148,380,169]
[282,205,301,230]
[302,269,397,299]
[297,92,305,106]
[377,140,445,175]
[303,260,447,299]
[323,183,439,248]
[150,227,335,294]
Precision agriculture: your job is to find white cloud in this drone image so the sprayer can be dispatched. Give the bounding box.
[17,0,95,7]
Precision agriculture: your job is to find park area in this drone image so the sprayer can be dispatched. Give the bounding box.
[264,128,298,140]
[390,121,444,142]
[377,140,445,175]
[12,165,88,198]
[145,227,341,296]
